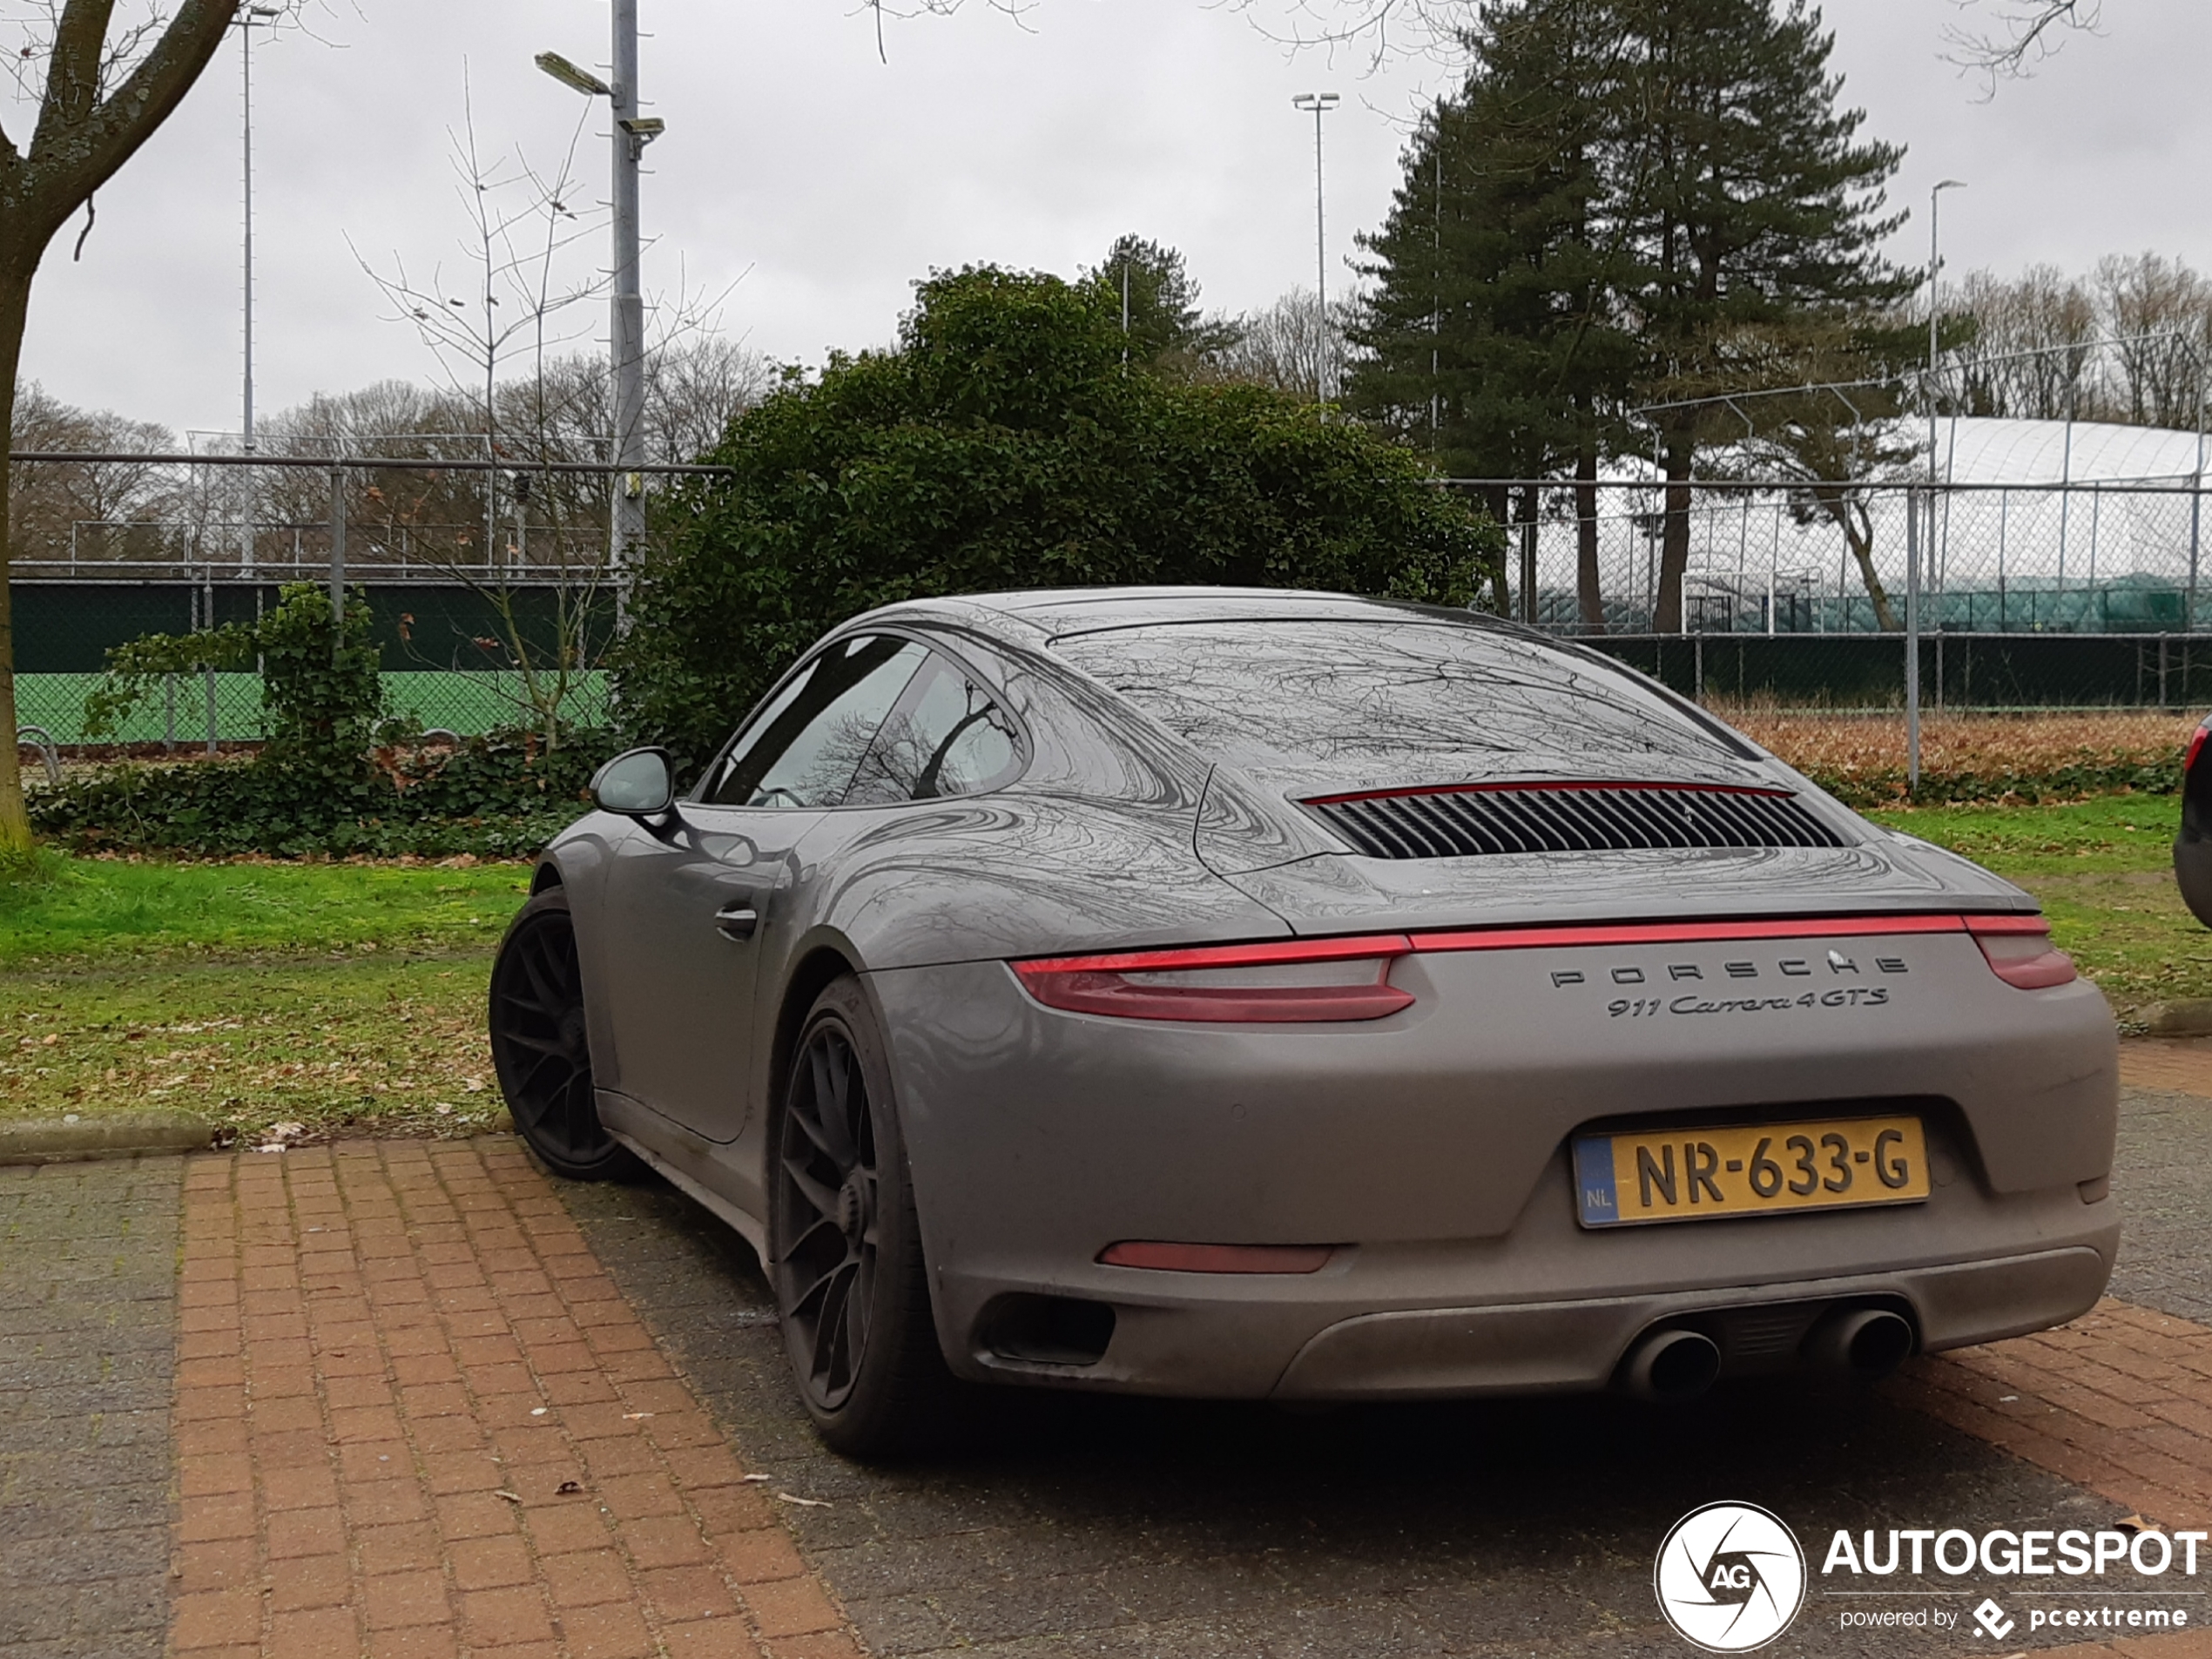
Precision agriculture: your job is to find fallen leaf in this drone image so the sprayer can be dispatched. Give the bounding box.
[776,1492,832,1508]
[740,1474,773,1484]
[622,1412,653,1420]
[495,1490,523,1504]
[556,1480,583,1496]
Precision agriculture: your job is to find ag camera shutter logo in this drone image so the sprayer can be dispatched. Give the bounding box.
[1655,1501,1808,1651]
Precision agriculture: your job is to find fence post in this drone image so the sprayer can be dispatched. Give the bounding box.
[1906,487,1921,792]
[203,560,218,753]
[328,467,346,661]
[2192,482,2202,634]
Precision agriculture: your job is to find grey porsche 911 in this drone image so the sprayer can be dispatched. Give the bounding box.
[490,588,2117,1455]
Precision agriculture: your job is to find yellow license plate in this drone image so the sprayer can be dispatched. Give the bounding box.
[1573,1116,1929,1228]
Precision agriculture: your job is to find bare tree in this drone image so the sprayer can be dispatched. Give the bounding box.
[1945,1,2101,88]
[1951,265,2101,420]
[0,0,277,858]
[1206,287,1352,402]
[8,381,175,562]
[2095,252,2211,428]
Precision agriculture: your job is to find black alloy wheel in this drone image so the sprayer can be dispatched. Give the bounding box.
[771,977,955,1456]
[489,890,639,1181]
[776,1018,880,1411]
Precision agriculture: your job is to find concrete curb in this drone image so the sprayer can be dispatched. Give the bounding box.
[2142,999,2212,1038]
[0,1111,214,1166]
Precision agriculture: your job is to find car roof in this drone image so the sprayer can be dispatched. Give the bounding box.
[852,586,1504,644]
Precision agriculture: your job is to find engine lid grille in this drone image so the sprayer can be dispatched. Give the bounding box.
[1304,782,1844,860]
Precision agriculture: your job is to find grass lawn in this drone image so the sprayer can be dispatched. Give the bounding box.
[2,798,2202,1144]
[0,854,529,966]
[1865,793,2204,1020]
[1,854,527,1143]
[0,954,502,1140]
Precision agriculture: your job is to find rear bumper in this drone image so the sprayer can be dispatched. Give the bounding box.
[930,1150,2115,1399]
[870,927,2118,1399]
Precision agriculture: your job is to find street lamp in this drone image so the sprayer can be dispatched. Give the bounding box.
[237,3,280,572]
[537,4,664,582]
[1927,179,1966,487]
[1291,91,1339,404]
[1910,178,1964,794]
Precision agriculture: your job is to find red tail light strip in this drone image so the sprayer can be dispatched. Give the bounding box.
[1305,779,1795,806]
[1411,914,1972,954]
[2189,727,2208,772]
[1012,911,2072,1022]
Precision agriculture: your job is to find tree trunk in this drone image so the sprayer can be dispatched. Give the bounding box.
[1481,483,1513,614]
[1817,488,1900,631]
[1575,442,1603,632]
[0,265,36,860]
[1656,426,1694,633]
[1516,485,1539,624]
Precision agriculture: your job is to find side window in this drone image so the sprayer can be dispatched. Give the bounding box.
[703,636,927,808]
[844,650,1023,806]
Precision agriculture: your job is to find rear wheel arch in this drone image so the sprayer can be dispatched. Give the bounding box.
[768,945,866,1125]
[529,859,565,895]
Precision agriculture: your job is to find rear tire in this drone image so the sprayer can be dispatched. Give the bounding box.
[488,889,641,1182]
[770,975,958,1459]
[2178,840,2212,930]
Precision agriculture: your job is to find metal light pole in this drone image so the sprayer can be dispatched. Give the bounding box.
[538,8,664,590]
[1291,91,1338,404]
[1912,179,1964,792]
[238,5,279,574]
[1926,180,1964,493]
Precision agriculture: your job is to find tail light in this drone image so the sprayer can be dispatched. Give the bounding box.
[1966,914,2078,989]
[1014,934,1414,1022]
[1098,1241,1336,1273]
[2189,725,2209,773]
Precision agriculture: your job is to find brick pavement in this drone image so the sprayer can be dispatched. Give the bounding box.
[168,1139,862,1659]
[6,1040,2209,1658]
[2120,1040,2212,1098]
[0,1155,181,1659]
[1896,1298,2212,1534]
[1871,1041,2212,1657]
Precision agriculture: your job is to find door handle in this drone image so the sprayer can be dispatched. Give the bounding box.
[713,903,759,941]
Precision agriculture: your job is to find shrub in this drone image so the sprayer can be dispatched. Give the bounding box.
[29,729,623,860]
[85,583,385,774]
[34,588,623,856]
[613,266,1506,768]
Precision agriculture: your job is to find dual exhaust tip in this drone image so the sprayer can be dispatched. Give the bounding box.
[1619,1306,1914,1401]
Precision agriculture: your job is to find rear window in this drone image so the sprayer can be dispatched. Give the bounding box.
[1049,620,1739,773]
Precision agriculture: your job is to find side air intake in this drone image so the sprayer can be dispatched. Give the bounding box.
[1305,782,1844,860]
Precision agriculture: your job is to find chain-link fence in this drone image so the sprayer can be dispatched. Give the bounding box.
[1447,475,2212,710]
[14,457,2212,757]
[12,450,677,748]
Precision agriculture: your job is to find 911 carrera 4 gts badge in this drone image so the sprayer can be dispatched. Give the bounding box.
[1552,953,1909,1012]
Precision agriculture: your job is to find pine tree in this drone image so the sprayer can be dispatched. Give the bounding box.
[1349,0,1637,627]
[1082,235,1239,374]
[1350,0,1906,633]
[1613,0,1910,631]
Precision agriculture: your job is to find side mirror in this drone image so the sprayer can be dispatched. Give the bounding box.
[590,747,676,818]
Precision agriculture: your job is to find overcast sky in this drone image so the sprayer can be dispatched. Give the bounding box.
[11,0,2212,436]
